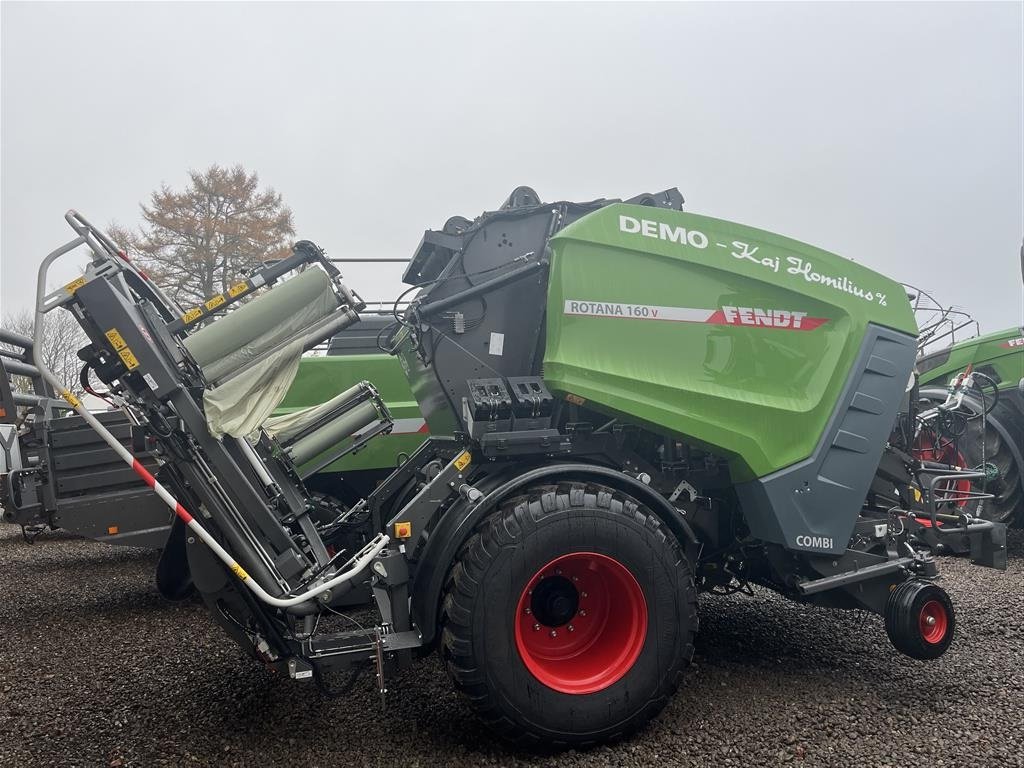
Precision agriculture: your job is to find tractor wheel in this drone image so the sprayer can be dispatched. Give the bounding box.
[962,419,1022,526]
[917,393,1022,525]
[884,580,955,660]
[440,482,697,748]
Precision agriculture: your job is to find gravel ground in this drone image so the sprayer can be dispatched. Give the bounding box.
[1,526,1021,768]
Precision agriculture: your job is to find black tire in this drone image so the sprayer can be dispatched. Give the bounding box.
[917,392,1022,526]
[440,481,697,748]
[962,419,1022,526]
[885,580,955,660]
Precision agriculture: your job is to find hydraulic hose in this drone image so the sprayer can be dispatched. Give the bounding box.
[33,228,389,610]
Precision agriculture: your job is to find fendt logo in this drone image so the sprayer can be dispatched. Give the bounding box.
[712,306,828,331]
[564,300,829,332]
[1002,336,1024,349]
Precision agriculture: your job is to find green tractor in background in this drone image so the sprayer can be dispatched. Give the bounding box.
[912,312,1024,527]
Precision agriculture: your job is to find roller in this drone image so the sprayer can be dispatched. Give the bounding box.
[264,383,369,445]
[286,399,381,467]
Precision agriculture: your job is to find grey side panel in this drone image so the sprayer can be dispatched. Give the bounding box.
[54,489,172,548]
[736,324,918,555]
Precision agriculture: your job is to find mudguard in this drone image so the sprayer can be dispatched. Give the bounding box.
[410,462,699,646]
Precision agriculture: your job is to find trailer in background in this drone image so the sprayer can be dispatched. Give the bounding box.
[0,329,170,546]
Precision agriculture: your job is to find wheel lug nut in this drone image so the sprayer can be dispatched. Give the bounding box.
[525,607,531,614]
[533,623,540,631]
[567,624,575,632]
[579,610,587,617]
[580,592,588,599]
[555,568,562,576]
[572,575,579,582]
[549,630,557,638]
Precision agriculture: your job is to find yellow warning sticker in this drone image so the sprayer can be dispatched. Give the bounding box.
[454,451,471,472]
[118,347,139,370]
[60,389,81,408]
[105,328,127,351]
[565,393,586,406]
[64,276,88,294]
[181,306,203,324]
[394,521,413,539]
[204,294,226,312]
[228,281,249,298]
[230,562,250,581]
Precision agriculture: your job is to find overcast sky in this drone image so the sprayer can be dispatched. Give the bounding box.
[2,1,1022,334]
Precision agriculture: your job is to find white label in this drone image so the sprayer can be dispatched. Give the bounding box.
[618,214,888,308]
[143,373,158,391]
[293,669,313,680]
[619,215,709,249]
[565,299,712,322]
[250,273,266,289]
[488,332,504,356]
[795,535,834,550]
[563,300,828,331]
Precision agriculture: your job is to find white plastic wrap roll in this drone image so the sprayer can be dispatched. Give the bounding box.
[263,383,369,445]
[184,268,343,439]
[184,268,340,383]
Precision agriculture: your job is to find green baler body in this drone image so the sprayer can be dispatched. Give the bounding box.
[280,204,917,491]
[544,205,916,481]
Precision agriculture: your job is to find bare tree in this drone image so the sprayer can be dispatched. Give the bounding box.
[1,308,87,394]
[109,164,296,308]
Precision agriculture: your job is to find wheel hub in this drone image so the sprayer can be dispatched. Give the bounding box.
[514,552,648,695]
[919,599,949,644]
[530,575,579,627]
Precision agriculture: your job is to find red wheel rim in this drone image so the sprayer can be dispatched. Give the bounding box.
[513,552,647,695]
[918,599,949,644]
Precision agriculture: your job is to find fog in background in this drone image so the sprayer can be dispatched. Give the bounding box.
[2,1,1022,333]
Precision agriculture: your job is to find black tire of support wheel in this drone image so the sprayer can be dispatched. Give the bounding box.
[885,580,955,661]
[440,482,698,749]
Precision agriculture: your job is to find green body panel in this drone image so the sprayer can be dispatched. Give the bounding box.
[918,326,1024,391]
[543,204,916,481]
[274,354,425,473]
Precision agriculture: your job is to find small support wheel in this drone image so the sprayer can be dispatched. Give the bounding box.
[885,580,955,660]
